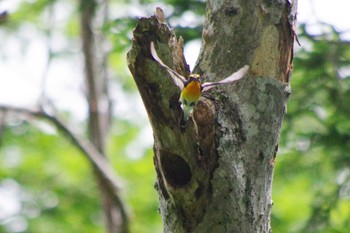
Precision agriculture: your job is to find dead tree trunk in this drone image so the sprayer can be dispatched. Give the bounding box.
[127,1,297,232]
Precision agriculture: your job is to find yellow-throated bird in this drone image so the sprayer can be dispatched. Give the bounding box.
[150,42,249,127]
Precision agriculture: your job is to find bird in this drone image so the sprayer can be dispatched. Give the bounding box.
[150,41,249,127]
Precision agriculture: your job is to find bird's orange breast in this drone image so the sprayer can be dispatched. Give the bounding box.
[181,80,201,105]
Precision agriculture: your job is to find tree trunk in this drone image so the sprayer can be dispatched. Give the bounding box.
[80,1,129,233]
[127,1,297,232]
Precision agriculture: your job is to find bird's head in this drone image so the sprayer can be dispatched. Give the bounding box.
[188,74,201,82]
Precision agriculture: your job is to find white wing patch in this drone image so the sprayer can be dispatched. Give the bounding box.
[201,65,249,92]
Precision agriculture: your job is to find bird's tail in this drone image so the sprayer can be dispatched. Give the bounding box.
[178,111,187,128]
[178,105,193,128]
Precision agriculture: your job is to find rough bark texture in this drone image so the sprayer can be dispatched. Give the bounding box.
[127,0,297,232]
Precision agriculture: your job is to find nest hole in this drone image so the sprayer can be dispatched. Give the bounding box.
[160,152,192,187]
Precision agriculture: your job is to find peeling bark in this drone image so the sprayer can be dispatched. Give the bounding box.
[127,1,297,232]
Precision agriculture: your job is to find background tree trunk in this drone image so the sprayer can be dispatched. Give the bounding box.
[80,1,129,232]
[127,0,297,232]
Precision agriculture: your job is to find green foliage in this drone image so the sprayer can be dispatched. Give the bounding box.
[0,119,162,233]
[0,122,103,233]
[107,120,161,233]
[6,0,56,29]
[272,23,350,233]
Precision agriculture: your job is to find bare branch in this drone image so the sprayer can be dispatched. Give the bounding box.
[0,105,122,192]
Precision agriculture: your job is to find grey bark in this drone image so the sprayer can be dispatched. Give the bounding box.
[127,0,297,232]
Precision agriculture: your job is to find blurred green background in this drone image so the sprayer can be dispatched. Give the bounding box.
[0,0,349,233]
